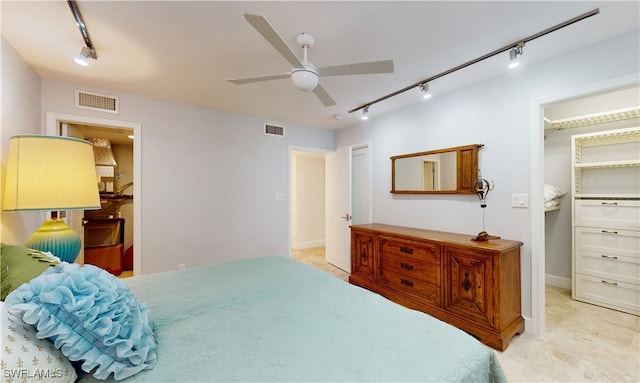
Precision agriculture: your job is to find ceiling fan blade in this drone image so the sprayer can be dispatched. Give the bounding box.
[227,73,291,85]
[317,60,394,77]
[244,14,303,68]
[313,84,336,107]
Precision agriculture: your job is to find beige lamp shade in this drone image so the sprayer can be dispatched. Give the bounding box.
[3,135,101,212]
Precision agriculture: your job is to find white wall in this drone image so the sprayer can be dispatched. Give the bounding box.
[335,30,640,327]
[17,79,334,274]
[0,38,44,244]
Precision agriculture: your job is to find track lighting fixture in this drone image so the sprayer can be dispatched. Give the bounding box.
[68,1,98,66]
[361,106,369,120]
[74,46,91,66]
[420,83,432,99]
[508,43,524,69]
[348,8,599,115]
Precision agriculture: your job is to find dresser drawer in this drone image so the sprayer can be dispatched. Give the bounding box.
[379,236,440,264]
[574,200,640,230]
[574,273,639,315]
[575,248,640,284]
[379,269,440,306]
[575,227,640,255]
[381,251,440,285]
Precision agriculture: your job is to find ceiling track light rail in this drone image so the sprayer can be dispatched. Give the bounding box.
[68,0,97,60]
[348,8,599,115]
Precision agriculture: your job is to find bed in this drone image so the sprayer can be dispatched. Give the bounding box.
[2,246,506,382]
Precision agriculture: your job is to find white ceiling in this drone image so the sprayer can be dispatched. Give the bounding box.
[2,1,639,130]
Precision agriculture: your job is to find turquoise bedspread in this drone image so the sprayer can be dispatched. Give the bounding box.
[79,256,506,382]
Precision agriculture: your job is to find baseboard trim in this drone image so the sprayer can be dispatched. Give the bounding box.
[545,274,571,290]
[292,240,325,250]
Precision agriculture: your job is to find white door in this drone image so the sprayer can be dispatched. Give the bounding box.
[325,146,352,271]
[351,146,371,225]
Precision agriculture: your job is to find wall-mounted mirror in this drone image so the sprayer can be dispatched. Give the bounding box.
[391,144,483,194]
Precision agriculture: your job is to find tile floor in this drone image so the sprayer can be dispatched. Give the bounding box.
[292,246,640,382]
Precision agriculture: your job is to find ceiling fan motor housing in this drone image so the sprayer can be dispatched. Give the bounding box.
[296,33,315,48]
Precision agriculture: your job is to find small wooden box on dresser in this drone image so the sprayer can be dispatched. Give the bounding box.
[349,223,524,351]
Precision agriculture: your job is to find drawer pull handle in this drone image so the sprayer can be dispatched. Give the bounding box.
[601,280,618,286]
[400,278,414,288]
[600,255,618,260]
[601,230,618,234]
[400,262,414,271]
[462,272,472,291]
[601,202,618,206]
[399,246,413,254]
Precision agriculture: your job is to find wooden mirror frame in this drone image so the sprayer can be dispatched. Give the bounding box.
[391,144,483,194]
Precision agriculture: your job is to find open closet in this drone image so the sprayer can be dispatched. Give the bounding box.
[543,86,639,315]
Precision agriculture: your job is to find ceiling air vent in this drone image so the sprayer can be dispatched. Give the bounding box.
[75,90,119,114]
[264,124,285,137]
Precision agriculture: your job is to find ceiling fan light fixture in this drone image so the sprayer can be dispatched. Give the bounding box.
[291,68,319,91]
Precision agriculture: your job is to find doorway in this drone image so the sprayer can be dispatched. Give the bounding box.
[71,124,134,277]
[45,112,142,275]
[530,74,639,337]
[290,143,371,273]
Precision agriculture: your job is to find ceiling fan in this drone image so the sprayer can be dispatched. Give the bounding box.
[227,14,394,107]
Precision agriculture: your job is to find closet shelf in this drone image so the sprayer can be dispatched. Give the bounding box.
[574,159,640,169]
[545,107,640,130]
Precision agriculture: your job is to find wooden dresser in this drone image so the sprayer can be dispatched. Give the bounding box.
[349,223,524,350]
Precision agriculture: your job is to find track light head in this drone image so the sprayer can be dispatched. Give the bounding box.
[361,106,369,120]
[508,43,524,69]
[420,83,432,99]
[74,46,91,66]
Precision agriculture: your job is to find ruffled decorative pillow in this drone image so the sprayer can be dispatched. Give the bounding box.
[5,263,157,381]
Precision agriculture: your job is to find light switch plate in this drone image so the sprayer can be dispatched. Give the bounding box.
[512,194,528,208]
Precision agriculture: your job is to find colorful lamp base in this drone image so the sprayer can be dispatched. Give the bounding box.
[25,218,81,263]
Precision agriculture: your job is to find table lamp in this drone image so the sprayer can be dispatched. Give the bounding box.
[2,135,101,262]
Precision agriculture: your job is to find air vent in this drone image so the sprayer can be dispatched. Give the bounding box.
[264,124,285,137]
[75,90,119,113]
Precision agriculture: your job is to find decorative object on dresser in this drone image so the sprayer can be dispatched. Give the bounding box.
[2,135,101,262]
[350,223,524,351]
[571,126,639,315]
[471,172,499,242]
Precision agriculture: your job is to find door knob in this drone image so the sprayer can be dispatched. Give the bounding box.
[341,214,351,221]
